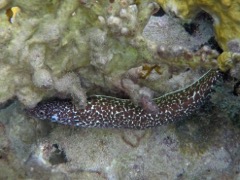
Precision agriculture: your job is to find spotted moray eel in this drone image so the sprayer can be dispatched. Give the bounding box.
[27,69,222,129]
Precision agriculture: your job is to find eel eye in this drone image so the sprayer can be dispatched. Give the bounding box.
[51,114,59,122]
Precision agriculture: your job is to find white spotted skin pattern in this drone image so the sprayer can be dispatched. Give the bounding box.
[27,70,222,129]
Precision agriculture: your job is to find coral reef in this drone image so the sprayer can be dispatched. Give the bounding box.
[156,0,240,51]
[0,0,240,179]
[156,0,240,77]
[0,0,221,108]
[143,12,215,51]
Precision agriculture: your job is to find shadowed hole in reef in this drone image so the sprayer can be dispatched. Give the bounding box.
[183,11,222,53]
[206,37,223,53]
[152,7,165,17]
[48,144,67,165]
[0,99,15,110]
[183,11,213,35]
[183,23,198,36]
[233,81,240,96]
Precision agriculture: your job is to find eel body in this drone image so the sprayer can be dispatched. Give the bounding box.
[27,70,222,129]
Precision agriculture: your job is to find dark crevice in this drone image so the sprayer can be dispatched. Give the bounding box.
[152,7,165,17]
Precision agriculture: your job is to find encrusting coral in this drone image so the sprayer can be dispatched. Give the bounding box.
[0,1,240,179]
[157,0,240,76]
[156,0,240,51]
[0,0,235,109]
